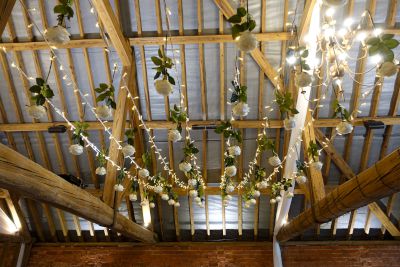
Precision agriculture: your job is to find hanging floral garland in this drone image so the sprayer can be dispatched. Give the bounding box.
[228,4,257,53]
[45,0,74,44]
[152,48,175,96]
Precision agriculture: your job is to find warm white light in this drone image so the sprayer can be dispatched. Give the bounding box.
[325,8,335,17]
[370,54,382,64]
[357,32,367,42]
[338,28,347,37]
[286,55,297,65]
[343,18,354,27]
[338,52,347,61]
[373,28,383,36]
[0,208,18,234]
[324,28,335,38]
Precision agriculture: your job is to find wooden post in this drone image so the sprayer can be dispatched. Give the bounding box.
[276,148,400,242]
[0,143,156,243]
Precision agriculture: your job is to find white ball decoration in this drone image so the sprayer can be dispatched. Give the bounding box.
[253,190,261,198]
[310,161,323,171]
[154,185,163,194]
[378,62,398,77]
[174,202,180,207]
[232,102,250,117]
[287,192,294,198]
[284,117,296,130]
[168,199,175,206]
[27,105,46,119]
[295,72,312,88]
[270,198,276,204]
[45,25,70,44]
[122,145,135,157]
[179,161,192,172]
[237,31,257,53]
[225,165,237,177]
[69,144,84,156]
[226,184,235,193]
[189,190,198,197]
[194,196,201,203]
[149,202,156,208]
[154,79,173,96]
[114,184,124,192]
[296,175,307,185]
[322,0,348,7]
[96,105,112,119]
[188,179,197,187]
[275,196,282,202]
[336,121,353,135]
[244,202,250,208]
[168,129,182,142]
[228,145,241,156]
[95,166,106,176]
[268,155,282,167]
[249,198,257,205]
[161,193,169,201]
[129,193,137,202]
[259,180,269,189]
[138,168,150,178]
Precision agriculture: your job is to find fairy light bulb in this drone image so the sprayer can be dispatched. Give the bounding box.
[286,55,297,65]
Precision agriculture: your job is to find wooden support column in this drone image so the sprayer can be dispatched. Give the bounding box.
[276,147,400,242]
[0,143,156,243]
[0,0,16,35]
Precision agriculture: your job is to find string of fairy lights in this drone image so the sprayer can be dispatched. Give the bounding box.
[3,0,397,205]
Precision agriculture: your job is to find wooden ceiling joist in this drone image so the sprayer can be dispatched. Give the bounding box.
[0,143,156,242]
[277,147,400,242]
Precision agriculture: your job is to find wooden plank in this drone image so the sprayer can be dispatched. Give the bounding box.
[0,0,16,36]
[0,143,157,242]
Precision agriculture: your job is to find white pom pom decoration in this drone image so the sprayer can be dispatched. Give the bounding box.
[296,175,307,185]
[95,166,106,176]
[188,179,197,187]
[232,102,250,117]
[228,145,241,156]
[168,199,175,206]
[378,62,398,77]
[268,155,282,167]
[189,190,198,197]
[27,105,46,119]
[225,165,237,177]
[270,198,276,204]
[275,196,282,202]
[149,202,156,208]
[295,72,312,88]
[114,184,124,192]
[122,145,135,157]
[284,117,296,130]
[194,196,201,203]
[259,180,268,189]
[154,185,163,194]
[174,202,181,207]
[179,161,192,172]
[226,184,235,193]
[96,105,112,120]
[129,193,137,202]
[45,25,70,44]
[310,161,323,171]
[69,144,84,156]
[161,193,169,201]
[237,31,257,53]
[253,190,261,198]
[154,79,173,96]
[138,168,150,178]
[249,198,257,205]
[168,129,182,142]
[336,121,353,135]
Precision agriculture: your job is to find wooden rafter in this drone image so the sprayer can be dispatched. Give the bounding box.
[0,0,16,36]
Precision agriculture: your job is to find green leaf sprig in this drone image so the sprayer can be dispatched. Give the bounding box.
[152,48,175,85]
[287,46,310,70]
[125,128,137,146]
[307,141,319,162]
[332,100,351,122]
[97,148,108,167]
[95,83,116,109]
[117,169,125,184]
[254,165,266,182]
[230,81,247,103]
[271,178,292,199]
[72,121,89,146]
[367,34,399,62]
[183,141,199,158]
[275,90,299,118]
[29,78,55,106]
[54,0,74,26]
[258,135,276,154]
[215,121,242,143]
[296,160,306,174]
[228,7,256,39]
[142,151,152,170]
[170,104,187,133]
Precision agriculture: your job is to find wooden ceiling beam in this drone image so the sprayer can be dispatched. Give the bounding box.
[0,143,156,242]
[0,0,16,36]
[1,116,400,132]
[277,147,400,242]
